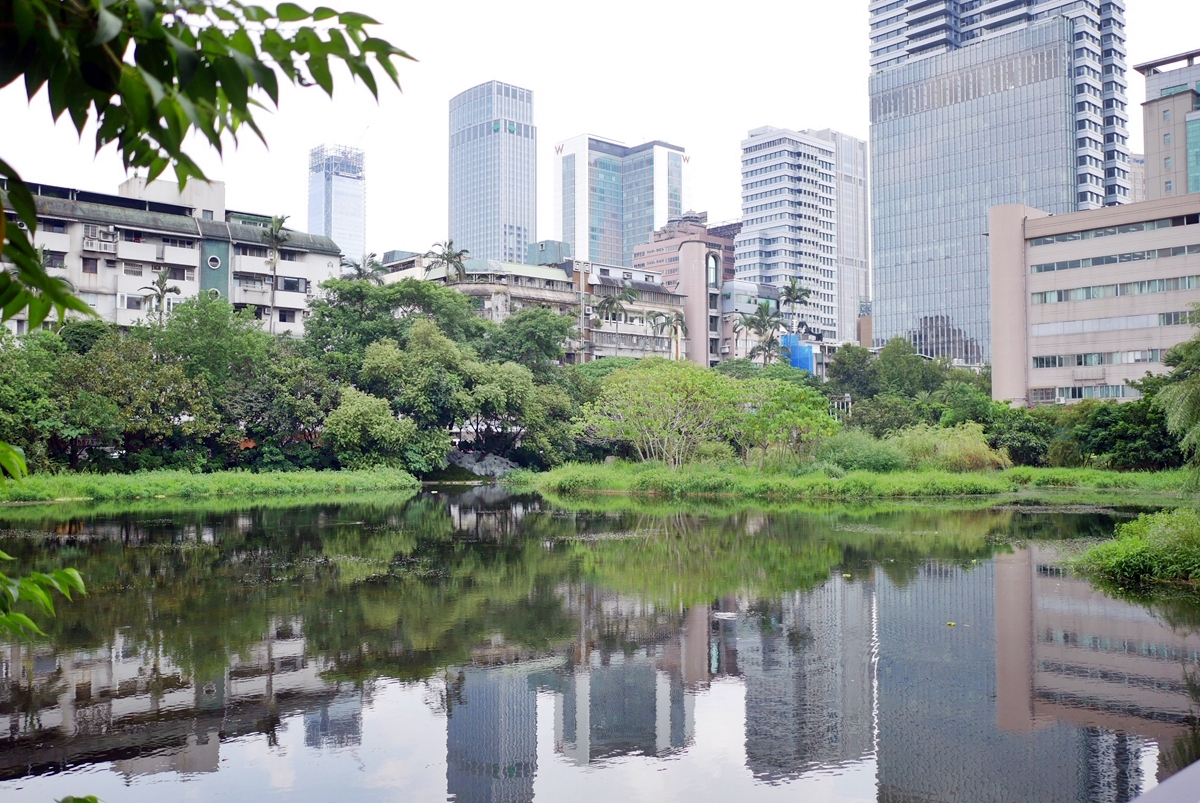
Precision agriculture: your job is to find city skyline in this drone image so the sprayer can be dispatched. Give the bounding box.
[1,0,1192,259]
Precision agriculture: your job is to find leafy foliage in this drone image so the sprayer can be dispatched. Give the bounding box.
[1077,508,1200,586]
[1,549,85,639]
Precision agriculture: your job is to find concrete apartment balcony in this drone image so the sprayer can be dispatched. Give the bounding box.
[232,284,272,307]
[274,289,309,309]
[233,254,273,274]
[33,230,70,253]
[117,240,158,262]
[163,245,200,267]
[82,237,118,255]
[115,305,149,327]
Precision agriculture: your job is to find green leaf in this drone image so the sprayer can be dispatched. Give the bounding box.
[0,442,27,480]
[12,0,34,41]
[313,6,338,20]
[0,612,45,638]
[277,3,310,22]
[92,7,124,46]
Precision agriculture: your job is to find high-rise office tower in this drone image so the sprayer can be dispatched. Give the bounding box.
[1137,49,1200,200]
[808,128,870,344]
[307,144,366,261]
[733,126,840,341]
[448,80,537,263]
[554,136,684,267]
[868,0,1131,363]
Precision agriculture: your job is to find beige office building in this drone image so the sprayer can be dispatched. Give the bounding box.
[990,196,1200,405]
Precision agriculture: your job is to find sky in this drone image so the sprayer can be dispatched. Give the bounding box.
[2,0,1199,257]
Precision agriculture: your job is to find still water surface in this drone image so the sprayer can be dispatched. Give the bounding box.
[0,488,1198,802]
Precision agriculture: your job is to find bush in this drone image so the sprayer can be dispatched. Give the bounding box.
[1077,508,1200,585]
[887,423,1011,472]
[815,430,907,473]
[694,441,737,465]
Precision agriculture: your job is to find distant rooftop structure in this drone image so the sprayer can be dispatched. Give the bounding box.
[1134,48,1200,76]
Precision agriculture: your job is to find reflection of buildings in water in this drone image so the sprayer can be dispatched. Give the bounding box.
[445,486,541,540]
[996,544,1200,785]
[445,665,539,803]
[0,618,360,781]
[876,556,1159,803]
[551,651,694,765]
[736,574,875,782]
[304,693,363,749]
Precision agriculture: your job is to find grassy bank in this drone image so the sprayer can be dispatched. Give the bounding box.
[508,462,1189,500]
[1076,508,1200,587]
[0,468,419,504]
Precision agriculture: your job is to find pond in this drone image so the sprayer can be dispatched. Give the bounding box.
[0,487,1198,802]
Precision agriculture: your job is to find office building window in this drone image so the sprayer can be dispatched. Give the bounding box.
[279,310,296,323]
[1166,157,1173,169]
[1164,109,1172,121]
[1165,132,1172,145]
[1166,180,1174,193]
[82,258,98,274]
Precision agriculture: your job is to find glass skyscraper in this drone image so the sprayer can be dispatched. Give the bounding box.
[554,135,684,267]
[307,144,366,261]
[448,80,536,263]
[869,0,1130,362]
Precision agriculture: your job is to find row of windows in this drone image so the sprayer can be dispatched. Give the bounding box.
[1032,349,1162,368]
[1031,242,1200,273]
[1032,310,1195,337]
[1030,385,1139,402]
[1032,274,1200,305]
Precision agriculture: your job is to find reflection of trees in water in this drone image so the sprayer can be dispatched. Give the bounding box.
[0,491,1161,690]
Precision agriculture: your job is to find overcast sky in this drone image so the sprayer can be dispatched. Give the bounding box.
[2,0,1198,256]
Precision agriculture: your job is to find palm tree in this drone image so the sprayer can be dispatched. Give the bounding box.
[342,252,387,285]
[425,240,470,284]
[740,301,784,366]
[594,285,640,353]
[779,277,812,334]
[139,268,181,325]
[261,215,290,335]
[652,310,688,360]
[749,330,783,365]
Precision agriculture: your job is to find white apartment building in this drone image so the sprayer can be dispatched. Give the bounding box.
[2,178,342,336]
[734,126,840,341]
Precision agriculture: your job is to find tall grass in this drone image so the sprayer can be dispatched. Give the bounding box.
[530,461,1015,499]
[888,423,1011,472]
[816,429,908,473]
[1001,467,1188,491]
[0,468,419,503]
[1076,508,1200,586]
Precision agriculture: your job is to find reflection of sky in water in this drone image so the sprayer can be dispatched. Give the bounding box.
[1,497,1197,802]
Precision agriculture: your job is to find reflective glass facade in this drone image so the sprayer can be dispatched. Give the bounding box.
[555,137,685,267]
[449,81,536,263]
[307,145,366,260]
[869,0,1130,363]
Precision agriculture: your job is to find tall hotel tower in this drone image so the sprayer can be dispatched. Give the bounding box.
[448,80,537,263]
[307,144,367,261]
[554,136,685,267]
[733,126,848,341]
[869,0,1130,362]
